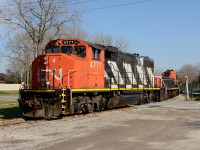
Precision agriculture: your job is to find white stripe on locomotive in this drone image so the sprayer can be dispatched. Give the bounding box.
[107,60,124,85]
[136,57,147,87]
[123,62,137,88]
[146,67,154,88]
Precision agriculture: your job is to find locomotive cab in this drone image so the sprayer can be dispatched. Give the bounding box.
[32,38,105,89]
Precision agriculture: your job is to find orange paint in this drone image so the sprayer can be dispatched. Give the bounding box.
[32,38,105,89]
[163,69,177,80]
[154,75,162,88]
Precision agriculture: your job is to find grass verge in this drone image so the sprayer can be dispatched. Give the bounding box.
[0,100,20,120]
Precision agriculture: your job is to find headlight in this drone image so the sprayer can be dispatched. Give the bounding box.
[44,56,48,65]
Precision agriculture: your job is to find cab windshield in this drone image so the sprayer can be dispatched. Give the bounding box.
[62,46,72,54]
[46,47,59,53]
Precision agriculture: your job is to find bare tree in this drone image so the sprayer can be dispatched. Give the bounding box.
[90,33,131,52]
[115,36,129,52]
[91,33,113,46]
[0,0,85,81]
[0,0,83,57]
[7,32,33,73]
[67,22,89,40]
[178,64,199,84]
[154,68,165,75]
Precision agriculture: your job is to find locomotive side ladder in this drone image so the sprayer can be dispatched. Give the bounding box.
[61,88,71,115]
[60,70,77,115]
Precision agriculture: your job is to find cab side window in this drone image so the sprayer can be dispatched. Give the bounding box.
[74,46,86,58]
[92,48,101,60]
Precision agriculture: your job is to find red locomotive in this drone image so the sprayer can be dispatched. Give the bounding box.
[154,70,179,100]
[18,38,179,119]
[32,38,105,89]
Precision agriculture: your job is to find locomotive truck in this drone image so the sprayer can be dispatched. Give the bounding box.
[18,38,179,119]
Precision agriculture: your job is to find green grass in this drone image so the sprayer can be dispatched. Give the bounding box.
[0,100,20,119]
[0,91,19,96]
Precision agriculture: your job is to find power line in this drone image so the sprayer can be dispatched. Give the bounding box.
[0,0,99,9]
[83,0,154,12]
[57,0,155,14]
[56,0,154,13]
[0,0,154,11]
[54,0,155,14]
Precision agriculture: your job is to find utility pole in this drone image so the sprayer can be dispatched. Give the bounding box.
[185,75,189,100]
[199,70,200,90]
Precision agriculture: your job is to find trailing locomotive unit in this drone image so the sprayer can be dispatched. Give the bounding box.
[154,70,179,100]
[18,38,178,118]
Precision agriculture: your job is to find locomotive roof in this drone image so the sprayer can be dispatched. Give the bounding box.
[85,40,154,62]
[84,41,104,50]
[84,41,118,53]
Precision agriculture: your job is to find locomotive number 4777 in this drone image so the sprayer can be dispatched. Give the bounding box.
[90,61,102,69]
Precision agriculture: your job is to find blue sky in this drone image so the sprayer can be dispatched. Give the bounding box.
[83,0,200,70]
[0,0,200,73]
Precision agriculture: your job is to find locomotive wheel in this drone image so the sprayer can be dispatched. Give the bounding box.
[80,103,93,114]
[73,102,80,114]
[87,103,94,113]
[139,94,146,105]
[149,93,155,103]
[80,104,88,114]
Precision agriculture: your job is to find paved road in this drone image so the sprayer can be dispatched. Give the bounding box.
[139,100,200,110]
[0,96,18,101]
[43,98,200,150]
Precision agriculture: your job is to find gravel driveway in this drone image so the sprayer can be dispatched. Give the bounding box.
[1,95,200,150]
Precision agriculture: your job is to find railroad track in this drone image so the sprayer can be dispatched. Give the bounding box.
[0,107,133,128]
